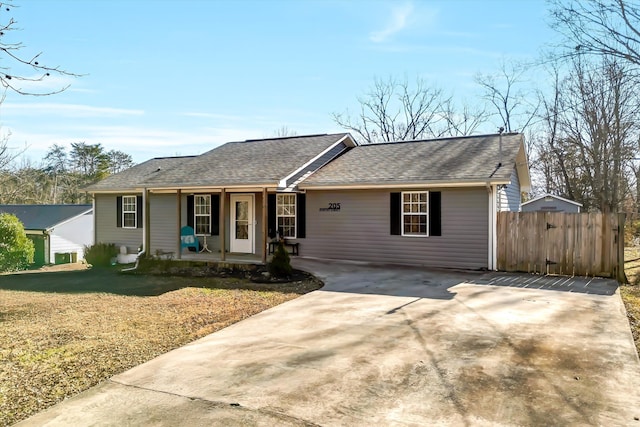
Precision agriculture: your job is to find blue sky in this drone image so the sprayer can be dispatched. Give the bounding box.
[1,0,556,164]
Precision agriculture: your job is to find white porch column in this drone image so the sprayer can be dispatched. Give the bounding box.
[220,188,226,262]
[262,188,268,264]
[176,189,182,260]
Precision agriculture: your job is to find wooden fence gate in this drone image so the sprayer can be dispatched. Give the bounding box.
[497,211,625,282]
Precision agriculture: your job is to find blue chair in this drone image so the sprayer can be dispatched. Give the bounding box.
[180,226,200,252]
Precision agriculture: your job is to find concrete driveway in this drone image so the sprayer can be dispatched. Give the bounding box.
[18,259,640,426]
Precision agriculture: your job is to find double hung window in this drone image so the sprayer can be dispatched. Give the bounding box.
[402,191,428,236]
[276,194,296,238]
[194,195,211,235]
[122,195,137,228]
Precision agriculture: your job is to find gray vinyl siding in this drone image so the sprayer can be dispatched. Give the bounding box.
[149,194,180,255]
[497,167,521,212]
[285,142,348,188]
[303,188,488,269]
[95,193,142,253]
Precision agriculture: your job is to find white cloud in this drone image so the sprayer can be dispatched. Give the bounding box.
[369,3,414,43]
[9,124,270,164]
[2,102,144,117]
[180,112,245,121]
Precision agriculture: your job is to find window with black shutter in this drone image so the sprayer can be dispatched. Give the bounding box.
[390,191,441,236]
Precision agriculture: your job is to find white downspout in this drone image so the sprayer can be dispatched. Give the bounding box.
[122,188,147,272]
[487,184,498,270]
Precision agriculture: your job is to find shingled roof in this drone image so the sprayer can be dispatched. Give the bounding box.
[141,133,351,188]
[300,133,530,189]
[85,133,353,192]
[85,156,195,192]
[0,204,92,231]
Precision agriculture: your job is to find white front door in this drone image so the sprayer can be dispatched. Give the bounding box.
[230,194,254,253]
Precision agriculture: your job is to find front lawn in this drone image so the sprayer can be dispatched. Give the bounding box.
[0,265,322,426]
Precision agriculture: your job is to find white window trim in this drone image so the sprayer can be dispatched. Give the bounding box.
[122,195,137,229]
[276,193,297,239]
[194,194,211,236]
[401,191,429,237]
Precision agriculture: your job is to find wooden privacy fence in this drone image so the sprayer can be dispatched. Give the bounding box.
[497,212,625,282]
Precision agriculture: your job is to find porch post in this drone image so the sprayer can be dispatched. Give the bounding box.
[144,188,150,254]
[176,189,182,260]
[220,188,226,261]
[262,188,268,264]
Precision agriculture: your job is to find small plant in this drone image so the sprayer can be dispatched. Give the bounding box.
[0,213,34,272]
[84,243,118,267]
[268,240,292,278]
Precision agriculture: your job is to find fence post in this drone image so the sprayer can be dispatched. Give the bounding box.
[617,213,627,284]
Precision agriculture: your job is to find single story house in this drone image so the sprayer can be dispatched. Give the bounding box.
[521,194,582,213]
[0,204,94,265]
[85,132,530,270]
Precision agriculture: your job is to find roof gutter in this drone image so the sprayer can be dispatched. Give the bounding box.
[88,184,282,194]
[300,178,512,191]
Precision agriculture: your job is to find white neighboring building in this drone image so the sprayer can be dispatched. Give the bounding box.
[0,204,94,265]
[521,194,583,213]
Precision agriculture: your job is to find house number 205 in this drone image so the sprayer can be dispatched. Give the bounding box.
[319,203,341,212]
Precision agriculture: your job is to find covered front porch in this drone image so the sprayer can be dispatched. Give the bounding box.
[144,187,276,264]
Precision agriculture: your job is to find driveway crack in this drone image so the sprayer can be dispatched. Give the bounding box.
[108,379,322,426]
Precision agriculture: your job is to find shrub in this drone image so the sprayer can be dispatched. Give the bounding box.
[268,241,292,278]
[84,243,118,267]
[0,213,35,272]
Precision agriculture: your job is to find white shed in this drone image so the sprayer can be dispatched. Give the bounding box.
[521,194,583,213]
[0,204,94,265]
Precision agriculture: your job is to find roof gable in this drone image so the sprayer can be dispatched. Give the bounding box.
[86,133,354,192]
[300,133,529,189]
[142,133,352,188]
[0,204,92,231]
[522,193,583,207]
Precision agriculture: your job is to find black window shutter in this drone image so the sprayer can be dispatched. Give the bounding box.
[187,195,194,228]
[211,194,220,236]
[429,191,442,236]
[390,192,401,235]
[136,196,143,229]
[297,193,306,238]
[268,194,276,238]
[116,196,123,228]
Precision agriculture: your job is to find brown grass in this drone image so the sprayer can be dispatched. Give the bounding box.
[622,247,640,356]
[0,266,322,426]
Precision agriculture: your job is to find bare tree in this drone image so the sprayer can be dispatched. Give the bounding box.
[272,126,298,137]
[475,61,540,133]
[532,56,640,212]
[440,98,488,137]
[332,76,483,144]
[0,2,77,95]
[550,0,640,68]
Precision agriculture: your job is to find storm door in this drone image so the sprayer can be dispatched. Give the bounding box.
[230,194,254,253]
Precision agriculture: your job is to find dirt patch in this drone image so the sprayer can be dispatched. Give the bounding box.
[2,262,90,275]
[622,247,640,355]
[0,266,322,426]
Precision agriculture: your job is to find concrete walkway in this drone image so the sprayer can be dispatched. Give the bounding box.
[17,259,640,426]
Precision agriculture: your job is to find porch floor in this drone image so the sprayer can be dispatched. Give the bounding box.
[177,251,266,265]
